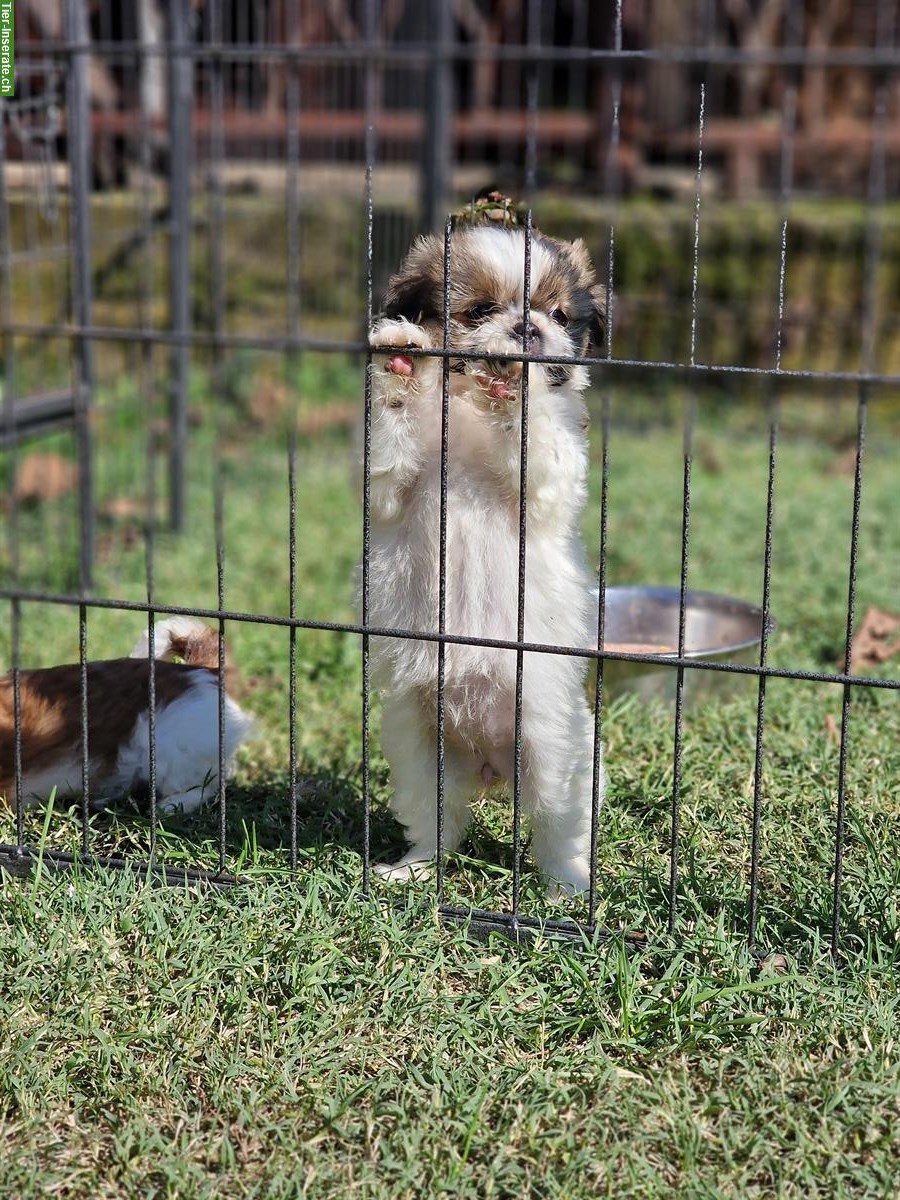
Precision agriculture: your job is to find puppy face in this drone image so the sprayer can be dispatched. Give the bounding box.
[383,226,606,388]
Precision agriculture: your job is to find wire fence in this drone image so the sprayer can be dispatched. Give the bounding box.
[1,0,898,956]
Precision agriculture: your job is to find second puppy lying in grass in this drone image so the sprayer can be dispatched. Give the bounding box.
[0,617,253,815]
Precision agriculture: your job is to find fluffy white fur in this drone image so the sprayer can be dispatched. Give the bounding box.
[105,670,252,815]
[366,226,604,895]
[116,617,253,814]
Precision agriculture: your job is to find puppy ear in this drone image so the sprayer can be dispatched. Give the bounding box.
[588,284,608,351]
[383,234,441,323]
[567,237,595,284]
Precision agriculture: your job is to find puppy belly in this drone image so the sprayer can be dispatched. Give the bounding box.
[422,678,517,782]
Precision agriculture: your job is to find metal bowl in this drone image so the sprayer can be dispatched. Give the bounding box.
[590,586,774,707]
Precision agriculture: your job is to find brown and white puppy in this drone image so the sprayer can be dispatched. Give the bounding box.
[0,617,253,814]
[365,223,606,895]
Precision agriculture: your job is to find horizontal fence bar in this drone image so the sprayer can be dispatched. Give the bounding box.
[0,843,243,887]
[3,322,900,389]
[12,40,900,69]
[0,389,77,445]
[435,903,647,946]
[0,841,643,946]
[0,586,895,691]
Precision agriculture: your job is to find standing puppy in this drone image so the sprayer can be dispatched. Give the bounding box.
[366,218,606,894]
[0,617,253,814]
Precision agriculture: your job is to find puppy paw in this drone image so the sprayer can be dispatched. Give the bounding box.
[373,858,435,884]
[543,856,591,901]
[369,318,435,407]
[369,316,431,353]
[467,357,524,413]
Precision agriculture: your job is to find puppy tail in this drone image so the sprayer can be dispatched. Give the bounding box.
[130,617,224,671]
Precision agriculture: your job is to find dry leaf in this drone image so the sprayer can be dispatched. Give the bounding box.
[14,452,78,504]
[100,496,164,522]
[841,606,900,671]
[824,713,839,744]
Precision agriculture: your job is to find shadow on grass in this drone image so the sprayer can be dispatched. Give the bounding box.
[93,770,529,896]
[51,772,899,958]
[95,769,406,872]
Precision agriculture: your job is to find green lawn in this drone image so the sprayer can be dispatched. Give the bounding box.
[1,368,898,1197]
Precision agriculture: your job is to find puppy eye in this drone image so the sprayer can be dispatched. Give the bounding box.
[467,302,499,322]
[550,308,569,327]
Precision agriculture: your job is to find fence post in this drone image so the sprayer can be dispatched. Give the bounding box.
[421,0,454,232]
[166,0,193,532]
[64,0,95,590]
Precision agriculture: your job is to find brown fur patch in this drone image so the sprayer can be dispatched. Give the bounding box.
[164,625,224,672]
[158,622,240,693]
[0,659,205,802]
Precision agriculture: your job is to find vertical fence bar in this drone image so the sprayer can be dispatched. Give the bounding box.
[136,32,160,864]
[588,0,623,927]
[831,58,890,958]
[524,0,540,198]
[748,0,801,948]
[830,391,867,958]
[216,480,227,877]
[360,0,378,897]
[747,384,779,947]
[667,417,694,933]
[508,0,541,917]
[421,0,453,233]
[687,85,705,371]
[285,0,302,876]
[285,20,302,344]
[166,0,193,533]
[64,0,94,842]
[288,431,299,872]
[77,599,89,855]
[588,393,610,925]
[138,46,160,864]
[668,84,705,934]
[207,0,228,877]
[145,449,159,861]
[10,598,23,849]
[603,0,623,359]
[0,109,24,849]
[434,218,453,901]
[511,211,534,919]
[64,0,94,591]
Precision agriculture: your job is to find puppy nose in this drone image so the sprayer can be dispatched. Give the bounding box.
[512,320,540,343]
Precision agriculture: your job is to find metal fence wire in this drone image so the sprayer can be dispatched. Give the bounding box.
[0,0,898,956]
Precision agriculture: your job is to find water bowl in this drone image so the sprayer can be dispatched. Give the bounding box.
[591,586,774,707]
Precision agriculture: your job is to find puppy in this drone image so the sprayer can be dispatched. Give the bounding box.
[0,617,253,814]
[366,219,606,895]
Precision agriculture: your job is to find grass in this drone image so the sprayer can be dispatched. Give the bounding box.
[1,367,898,1197]
[1,873,898,1197]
